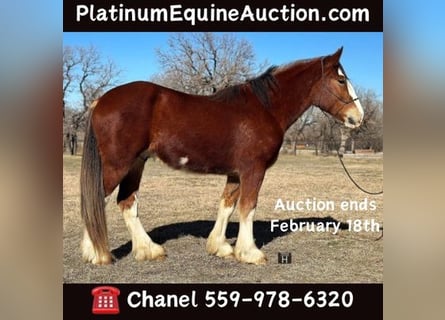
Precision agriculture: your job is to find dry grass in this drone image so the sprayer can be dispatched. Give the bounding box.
[63,153,383,283]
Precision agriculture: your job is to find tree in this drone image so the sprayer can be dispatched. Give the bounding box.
[153,33,263,94]
[349,88,383,152]
[283,107,317,155]
[63,46,81,120]
[311,109,342,155]
[63,45,121,154]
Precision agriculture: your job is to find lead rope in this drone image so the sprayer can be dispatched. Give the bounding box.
[336,150,383,195]
[336,149,383,241]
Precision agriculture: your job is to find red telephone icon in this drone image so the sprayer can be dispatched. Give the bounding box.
[91,286,120,315]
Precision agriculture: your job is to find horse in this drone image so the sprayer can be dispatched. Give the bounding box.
[80,47,363,265]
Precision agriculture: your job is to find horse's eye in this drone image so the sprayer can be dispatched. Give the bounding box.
[338,78,346,84]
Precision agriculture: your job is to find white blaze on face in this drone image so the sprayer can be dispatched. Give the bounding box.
[338,67,364,127]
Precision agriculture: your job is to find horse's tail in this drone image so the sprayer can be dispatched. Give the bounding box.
[80,108,109,262]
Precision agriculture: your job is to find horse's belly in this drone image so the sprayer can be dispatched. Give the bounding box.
[150,139,234,175]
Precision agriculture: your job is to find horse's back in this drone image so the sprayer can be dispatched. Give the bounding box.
[96,81,160,109]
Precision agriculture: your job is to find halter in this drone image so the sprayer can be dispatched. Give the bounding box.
[317,57,359,117]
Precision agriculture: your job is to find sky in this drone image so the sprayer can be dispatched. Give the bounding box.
[63,32,383,101]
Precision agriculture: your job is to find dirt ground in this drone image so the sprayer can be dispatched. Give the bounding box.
[63,153,383,283]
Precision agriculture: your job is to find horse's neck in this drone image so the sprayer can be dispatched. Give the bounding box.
[270,59,321,131]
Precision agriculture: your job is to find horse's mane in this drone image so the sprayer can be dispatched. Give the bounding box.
[210,58,320,108]
[210,66,279,108]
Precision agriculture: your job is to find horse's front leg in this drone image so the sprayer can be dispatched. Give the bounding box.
[234,167,267,265]
[207,175,240,258]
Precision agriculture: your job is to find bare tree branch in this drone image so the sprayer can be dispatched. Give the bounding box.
[153,32,260,95]
[62,45,121,154]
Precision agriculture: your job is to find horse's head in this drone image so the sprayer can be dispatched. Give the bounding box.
[316,47,364,128]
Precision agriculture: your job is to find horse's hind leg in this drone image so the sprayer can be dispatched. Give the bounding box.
[206,175,240,258]
[117,156,165,261]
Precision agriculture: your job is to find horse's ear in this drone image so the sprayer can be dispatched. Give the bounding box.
[334,46,343,59]
[325,47,343,65]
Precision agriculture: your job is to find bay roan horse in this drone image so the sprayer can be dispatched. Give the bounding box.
[80,47,363,265]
